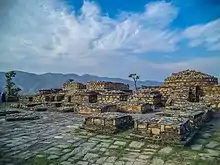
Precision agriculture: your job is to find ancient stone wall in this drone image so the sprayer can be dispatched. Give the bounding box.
[117,102,152,113]
[128,89,162,106]
[139,86,174,104]
[63,82,86,91]
[86,81,129,91]
[83,112,133,133]
[134,116,192,144]
[64,92,97,104]
[163,69,218,87]
[97,91,129,103]
[199,85,220,109]
[156,110,205,130]
[31,92,65,104]
[200,85,220,96]
[76,103,117,114]
[38,88,63,95]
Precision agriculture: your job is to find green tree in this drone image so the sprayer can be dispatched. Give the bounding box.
[128,74,140,91]
[5,71,21,100]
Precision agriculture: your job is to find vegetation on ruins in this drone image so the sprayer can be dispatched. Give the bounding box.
[128,73,140,91]
[5,71,21,101]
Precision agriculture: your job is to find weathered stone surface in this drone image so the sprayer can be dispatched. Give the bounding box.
[133,115,192,145]
[129,141,145,149]
[0,108,21,116]
[5,112,40,121]
[77,103,117,114]
[205,141,219,149]
[190,144,203,151]
[158,147,173,155]
[114,141,127,146]
[48,155,59,160]
[152,158,165,165]
[0,110,220,165]
[83,112,133,134]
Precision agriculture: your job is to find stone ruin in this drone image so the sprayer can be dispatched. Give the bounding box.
[141,69,220,109]
[14,69,220,145]
[82,112,134,134]
[133,115,192,145]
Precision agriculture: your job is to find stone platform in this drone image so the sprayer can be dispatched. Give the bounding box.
[155,110,205,130]
[83,112,134,134]
[0,111,220,165]
[133,115,193,145]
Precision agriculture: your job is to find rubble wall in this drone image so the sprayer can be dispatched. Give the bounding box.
[86,81,129,91]
[137,86,173,105]
[76,104,117,114]
[117,102,152,113]
[200,85,220,109]
[97,94,128,103]
[63,82,86,90]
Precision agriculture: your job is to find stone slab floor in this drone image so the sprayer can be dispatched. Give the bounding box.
[0,111,220,165]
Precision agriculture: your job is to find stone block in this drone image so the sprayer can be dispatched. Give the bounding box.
[134,115,193,145]
[117,102,153,114]
[76,103,117,114]
[83,112,134,134]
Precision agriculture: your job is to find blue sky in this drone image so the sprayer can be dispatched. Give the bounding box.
[0,0,220,81]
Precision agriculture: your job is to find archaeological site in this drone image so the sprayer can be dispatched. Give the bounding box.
[0,69,220,165]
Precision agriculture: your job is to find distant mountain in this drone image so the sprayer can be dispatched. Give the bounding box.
[0,71,162,94]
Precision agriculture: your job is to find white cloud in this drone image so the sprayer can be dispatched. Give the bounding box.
[183,19,220,50]
[0,0,219,80]
[0,0,179,72]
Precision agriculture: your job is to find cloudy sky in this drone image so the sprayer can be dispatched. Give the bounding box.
[0,0,220,81]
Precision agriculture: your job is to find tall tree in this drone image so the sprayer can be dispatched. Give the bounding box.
[128,74,140,91]
[5,71,21,100]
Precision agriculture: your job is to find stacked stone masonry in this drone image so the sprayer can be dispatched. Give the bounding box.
[141,70,220,108]
[117,101,153,114]
[63,81,86,91]
[97,91,129,103]
[133,115,192,144]
[86,81,129,91]
[28,69,220,114]
[83,112,134,134]
[76,103,117,114]
[128,90,162,106]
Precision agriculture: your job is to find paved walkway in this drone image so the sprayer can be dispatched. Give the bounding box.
[0,112,220,165]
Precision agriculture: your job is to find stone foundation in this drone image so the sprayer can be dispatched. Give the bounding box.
[133,115,193,145]
[117,102,153,114]
[155,110,205,131]
[128,90,162,106]
[83,112,133,134]
[76,103,117,114]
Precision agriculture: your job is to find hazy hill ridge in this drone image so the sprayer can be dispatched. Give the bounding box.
[0,71,162,94]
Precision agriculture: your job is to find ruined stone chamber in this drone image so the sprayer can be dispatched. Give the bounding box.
[133,115,192,145]
[155,110,205,132]
[76,103,117,114]
[83,112,134,134]
[163,69,218,87]
[165,102,213,122]
[128,90,162,107]
[28,88,65,106]
[97,91,129,104]
[64,90,99,104]
[117,101,153,114]
[163,69,220,106]
[86,81,129,91]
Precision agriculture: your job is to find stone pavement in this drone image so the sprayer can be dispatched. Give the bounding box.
[0,111,220,165]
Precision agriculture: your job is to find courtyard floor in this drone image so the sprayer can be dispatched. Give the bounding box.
[0,111,220,165]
